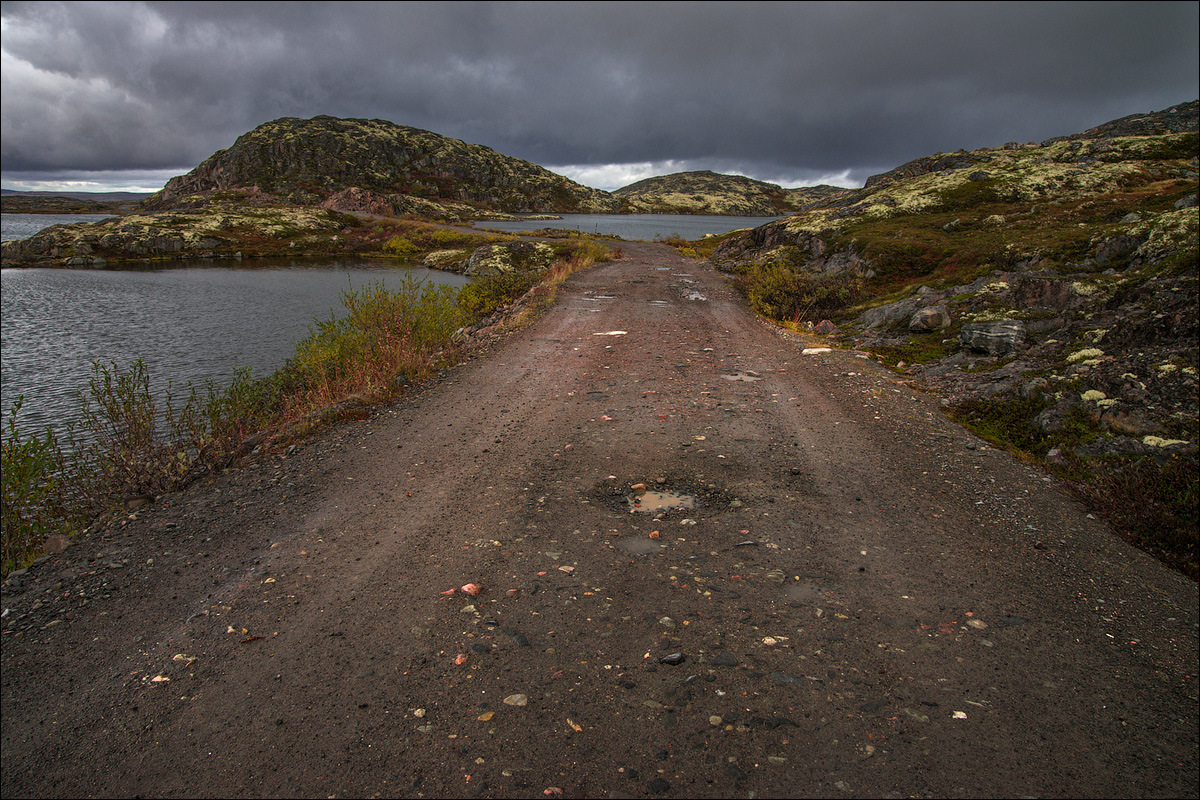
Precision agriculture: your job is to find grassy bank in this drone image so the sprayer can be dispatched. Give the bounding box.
[1,240,609,578]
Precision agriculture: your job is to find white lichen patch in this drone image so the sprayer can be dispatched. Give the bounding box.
[1156,362,1180,375]
[1072,281,1099,296]
[1130,208,1200,261]
[1067,348,1104,363]
[423,249,469,268]
[966,308,1022,323]
[1080,390,1107,403]
[1143,435,1190,448]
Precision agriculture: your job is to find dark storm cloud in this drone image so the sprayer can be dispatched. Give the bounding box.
[2,1,1197,191]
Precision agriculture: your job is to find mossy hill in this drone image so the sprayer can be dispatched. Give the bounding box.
[614,170,846,215]
[141,115,619,216]
[711,99,1198,576]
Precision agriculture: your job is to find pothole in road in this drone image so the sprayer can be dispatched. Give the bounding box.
[721,371,761,382]
[784,575,835,604]
[627,489,697,514]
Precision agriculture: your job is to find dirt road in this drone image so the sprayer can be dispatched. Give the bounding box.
[3,243,1197,798]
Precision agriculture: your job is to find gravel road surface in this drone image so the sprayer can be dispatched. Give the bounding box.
[3,242,1196,798]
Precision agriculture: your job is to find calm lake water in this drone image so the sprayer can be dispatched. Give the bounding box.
[0,262,468,436]
[475,213,781,240]
[1,213,116,242]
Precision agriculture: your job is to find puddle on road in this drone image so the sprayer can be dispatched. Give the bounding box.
[616,536,669,556]
[785,575,835,603]
[721,371,761,382]
[628,490,698,514]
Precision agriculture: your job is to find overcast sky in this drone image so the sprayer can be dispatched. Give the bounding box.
[2,1,1197,194]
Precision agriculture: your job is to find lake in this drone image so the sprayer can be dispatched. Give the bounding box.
[1,213,117,242]
[0,262,468,436]
[474,213,781,240]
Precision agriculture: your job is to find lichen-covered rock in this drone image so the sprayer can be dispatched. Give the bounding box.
[960,320,1027,356]
[463,241,555,277]
[320,187,397,216]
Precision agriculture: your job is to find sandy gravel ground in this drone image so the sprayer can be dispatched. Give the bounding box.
[3,242,1197,799]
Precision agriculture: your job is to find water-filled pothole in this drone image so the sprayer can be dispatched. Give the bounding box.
[627,489,697,514]
[721,371,761,382]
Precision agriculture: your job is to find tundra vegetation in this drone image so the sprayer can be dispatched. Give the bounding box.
[712,111,1198,578]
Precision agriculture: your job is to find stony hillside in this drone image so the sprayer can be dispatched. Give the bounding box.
[615,169,846,215]
[712,100,1198,575]
[141,115,619,216]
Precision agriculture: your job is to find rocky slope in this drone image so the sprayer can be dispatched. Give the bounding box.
[615,169,846,215]
[141,115,619,216]
[712,100,1198,575]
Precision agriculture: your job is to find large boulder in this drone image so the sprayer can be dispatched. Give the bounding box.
[909,305,951,331]
[960,320,1027,356]
[464,241,555,277]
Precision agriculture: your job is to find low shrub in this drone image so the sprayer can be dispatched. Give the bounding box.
[281,277,463,415]
[1,400,79,575]
[733,262,863,323]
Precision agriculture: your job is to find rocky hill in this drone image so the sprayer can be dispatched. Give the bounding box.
[712,100,1198,575]
[141,115,619,216]
[615,169,846,215]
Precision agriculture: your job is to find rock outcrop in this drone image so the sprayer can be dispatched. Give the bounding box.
[715,100,1198,461]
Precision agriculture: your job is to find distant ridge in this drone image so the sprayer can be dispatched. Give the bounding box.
[615,170,847,215]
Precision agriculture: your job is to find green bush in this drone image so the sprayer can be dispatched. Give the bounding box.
[282,277,463,407]
[734,262,862,322]
[382,235,420,259]
[457,270,540,319]
[1,399,79,575]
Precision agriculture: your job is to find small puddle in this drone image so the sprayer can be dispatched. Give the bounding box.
[616,537,668,556]
[721,371,761,382]
[628,490,697,514]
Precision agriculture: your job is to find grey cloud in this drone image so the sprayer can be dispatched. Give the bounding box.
[2,1,1196,189]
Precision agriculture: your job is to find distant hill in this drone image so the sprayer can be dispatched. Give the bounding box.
[614,170,847,215]
[1,191,147,214]
[142,115,619,216]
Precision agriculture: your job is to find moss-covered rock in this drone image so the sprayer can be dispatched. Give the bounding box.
[463,241,556,277]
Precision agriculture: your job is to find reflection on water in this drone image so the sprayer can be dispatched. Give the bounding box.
[0,261,467,435]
